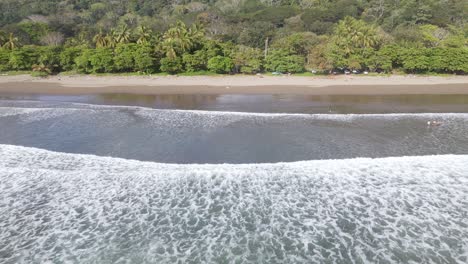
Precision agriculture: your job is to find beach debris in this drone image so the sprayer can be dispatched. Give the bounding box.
[311,70,317,74]
[363,71,369,75]
[272,71,282,75]
[427,121,443,126]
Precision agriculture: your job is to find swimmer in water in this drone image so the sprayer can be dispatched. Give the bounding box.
[427,121,442,126]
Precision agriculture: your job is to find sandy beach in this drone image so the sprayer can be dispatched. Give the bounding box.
[0,74,467,95]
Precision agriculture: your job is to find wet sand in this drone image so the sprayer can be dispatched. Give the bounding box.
[0,75,467,95]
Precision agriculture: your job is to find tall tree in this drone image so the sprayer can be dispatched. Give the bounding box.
[162,21,194,59]
[93,30,107,48]
[136,26,152,45]
[333,17,381,55]
[105,30,117,48]
[114,25,131,44]
[3,33,20,50]
[327,17,382,69]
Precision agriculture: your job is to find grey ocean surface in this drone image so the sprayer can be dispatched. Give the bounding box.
[0,98,468,163]
[0,95,468,263]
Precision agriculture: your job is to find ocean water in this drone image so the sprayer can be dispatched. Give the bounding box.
[1,100,468,263]
[0,101,467,163]
[1,145,468,263]
[2,93,468,113]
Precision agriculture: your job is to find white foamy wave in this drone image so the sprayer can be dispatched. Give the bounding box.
[1,144,467,263]
[2,104,468,125]
[135,107,468,121]
[0,107,42,118]
[2,104,460,134]
[0,106,76,121]
[0,106,132,126]
[3,100,468,119]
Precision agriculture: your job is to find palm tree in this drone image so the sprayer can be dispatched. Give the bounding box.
[347,19,379,49]
[3,33,20,50]
[334,17,380,56]
[68,32,90,47]
[136,26,152,45]
[162,21,193,59]
[187,23,206,50]
[188,23,205,43]
[93,30,107,48]
[105,30,117,48]
[115,25,131,44]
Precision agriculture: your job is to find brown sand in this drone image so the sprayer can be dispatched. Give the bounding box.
[0,75,467,95]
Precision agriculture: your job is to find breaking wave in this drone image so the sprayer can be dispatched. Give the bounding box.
[1,144,467,263]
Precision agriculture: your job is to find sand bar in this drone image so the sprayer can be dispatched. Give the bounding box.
[0,75,467,95]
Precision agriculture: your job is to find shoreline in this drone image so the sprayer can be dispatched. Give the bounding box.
[0,75,467,95]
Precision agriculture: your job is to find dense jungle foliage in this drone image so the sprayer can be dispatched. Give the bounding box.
[0,0,466,75]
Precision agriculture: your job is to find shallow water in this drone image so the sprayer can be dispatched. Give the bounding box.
[2,93,468,113]
[0,100,467,163]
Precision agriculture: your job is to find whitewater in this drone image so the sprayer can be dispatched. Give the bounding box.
[1,144,467,263]
[1,101,468,263]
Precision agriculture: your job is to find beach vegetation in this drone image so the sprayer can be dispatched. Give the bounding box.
[88,48,115,73]
[114,44,138,72]
[134,45,157,73]
[0,48,10,71]
[265,49,305,73]
[31,64,52,77]
[183,51,208,72]
[3,33,21,50]
[0,0,466,76]
[74,49,95,73]
[8,46,38,70]
[233,46,263,74]
[37,46,62,73]
[208,56,234,73]
[60,47,84,71]
[160,57,184,74]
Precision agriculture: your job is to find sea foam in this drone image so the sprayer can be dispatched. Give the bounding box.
[1,144,467,263]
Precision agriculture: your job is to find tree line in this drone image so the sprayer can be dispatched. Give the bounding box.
[0,0,466,75]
